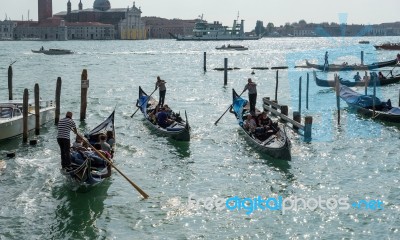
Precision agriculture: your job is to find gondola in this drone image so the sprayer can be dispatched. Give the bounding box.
[339,84,400,123]
[374,43,400,50]
[312,71,400,87]
[136,86,190,141]
[230,89,291,160]
[60,110,115,189]
[305,59,397,71]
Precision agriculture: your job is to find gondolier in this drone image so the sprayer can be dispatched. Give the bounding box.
[155,76,167,107]
[243,78,257,115]
[57,111,77,169]
[324,51,329,71]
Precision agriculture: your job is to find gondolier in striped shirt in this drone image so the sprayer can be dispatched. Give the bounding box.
[57,111,77,169]
[243,78,257,116]
[155,76,167,107]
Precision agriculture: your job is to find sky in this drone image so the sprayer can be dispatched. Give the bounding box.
[2,0,399,31]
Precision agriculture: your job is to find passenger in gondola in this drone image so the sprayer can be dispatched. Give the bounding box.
[96,134,111,154]
[353,72,361,82]
[257,111,272,128]
[148,105,160,124]
[397,53,400,63]
[157,107,175,128]
[378,71,386,79]
[72,135,83,148]
[243,114,257,132]
[94,143,112,159]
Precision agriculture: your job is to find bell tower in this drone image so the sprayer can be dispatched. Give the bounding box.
[38,0,52,22]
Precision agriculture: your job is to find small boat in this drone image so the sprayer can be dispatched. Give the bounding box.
[216,44,248,51]
[305,59,397,71]
[339,84,400,123]
[374,43,400,50]
[0,100,55,140]
[312,71,400,87]
[359,40,370,44]
[61,110,115,189]
[136,86,190,141]
[230,89,291,160]
[32,48,73,55]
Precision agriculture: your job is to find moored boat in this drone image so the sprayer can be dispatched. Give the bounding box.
[61,110,115,190]
[136,86,190,141]
[305,59,397,71]
[312,71,400,87]
[216,44,248,50]
[339,84,400,123]
[230,89,291,160]
[0,100,55,140]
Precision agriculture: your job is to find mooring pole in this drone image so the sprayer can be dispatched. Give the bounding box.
[275,70,278,101]
[8,65,13,100]
[361,51,364,65]
[80,69,89,121]
[55,77,62,125]
[23,89,29,143]
[224,58,228,85]
[203,52,207,72]
[34,83,40,135]
[306,72,309,110]
[335,74,340,125]
[298,76,302,115]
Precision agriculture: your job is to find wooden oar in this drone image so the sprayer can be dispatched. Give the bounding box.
[130,88,158,118]
[77,132,149,199]
[214,90,245,125]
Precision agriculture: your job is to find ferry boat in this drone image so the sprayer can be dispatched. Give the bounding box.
[169,15,260,41]
[0,100,55,140]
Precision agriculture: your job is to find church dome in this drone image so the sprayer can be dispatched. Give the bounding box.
[93,0,111,11]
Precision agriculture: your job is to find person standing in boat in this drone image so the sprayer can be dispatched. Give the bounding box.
[155,76,167,107]
[243,78,257,115]
[324,51,329,71]
[57,111,77,169]
[353,72,361,82]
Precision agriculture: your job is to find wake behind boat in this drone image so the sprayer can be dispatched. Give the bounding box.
[305,59,397,71]
[61,110,115,190]
[230,89,291,160]
[136,86,190,141]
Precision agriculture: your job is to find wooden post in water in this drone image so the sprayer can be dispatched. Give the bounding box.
[224,58,228,85]
[80,69,89,121]
[364,71,368,95]
[55,77,62,125]
[398,89,400,107]
[8,65,13,100]
[298,76,302,115]
[335,74,340,125]
[304,116,313,142]
[280,105,288,123]
[306,72,309,110]
[361,51,364,65]
[23,89,29,143]
[293,111,301,131]
[372,72,376,117]
[275,70,278,101]
[203,52,207,72]
[34,83,40,135]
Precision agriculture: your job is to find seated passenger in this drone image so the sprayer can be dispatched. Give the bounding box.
[378,71,386,79]
[257,111,272,127]
[148,105,160,124]
[72,135,83,148]
[243,114,257,132]
[157,107,175,128]
[96,134,111,153]
[94,143,112,159]
[106,130,115,147]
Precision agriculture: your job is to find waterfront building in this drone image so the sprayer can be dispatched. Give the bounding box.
[0,20,16,40]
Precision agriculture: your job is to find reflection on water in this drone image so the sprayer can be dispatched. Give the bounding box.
[50,180,111,239]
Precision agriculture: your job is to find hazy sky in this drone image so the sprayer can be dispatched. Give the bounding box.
[2,0,399,31]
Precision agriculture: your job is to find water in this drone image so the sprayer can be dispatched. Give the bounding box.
[0,37,399,239]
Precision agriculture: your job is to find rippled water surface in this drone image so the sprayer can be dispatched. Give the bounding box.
[0,37,399,239]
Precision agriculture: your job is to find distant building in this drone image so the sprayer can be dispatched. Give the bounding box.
[142,17,196,39]
[0,20,16,40]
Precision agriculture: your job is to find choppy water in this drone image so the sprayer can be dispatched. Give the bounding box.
[0,37,399,239]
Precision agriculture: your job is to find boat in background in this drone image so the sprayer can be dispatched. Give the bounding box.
[169,15,260,41]
[0,100,55,140]
[216,44,248,51]
[359,40,370,44]
[136,86,190,141]
[339,83,400,123]
[305,59,397,71]
[230,89,291,160]
[32,48,73,55]
[374,43,400,50]
[312,71,400,87]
